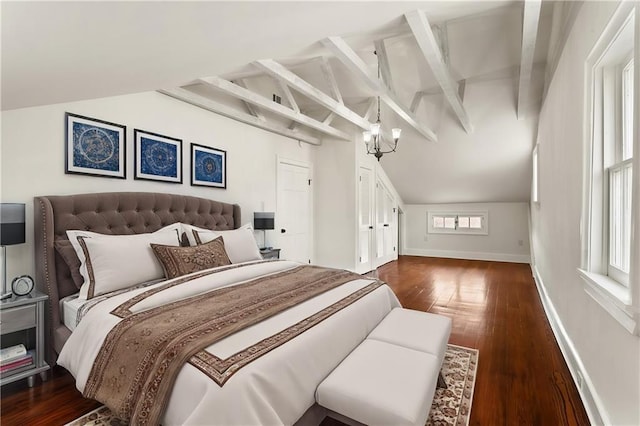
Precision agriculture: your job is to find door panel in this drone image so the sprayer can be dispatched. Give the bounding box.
[278,161,311,264]
[375,178,396,267]
[358,167,373,272]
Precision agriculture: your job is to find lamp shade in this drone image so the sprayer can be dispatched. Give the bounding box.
[0,203,25,246]
[254,212,275,230]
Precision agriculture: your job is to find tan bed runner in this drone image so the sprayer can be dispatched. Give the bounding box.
[84,265,379,425]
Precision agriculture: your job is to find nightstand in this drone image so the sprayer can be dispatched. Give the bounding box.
[260,248,281,260]
[0,290,50,387]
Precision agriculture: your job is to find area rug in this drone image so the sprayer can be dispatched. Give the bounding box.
[67,344,478,426]
[427,344,478,426]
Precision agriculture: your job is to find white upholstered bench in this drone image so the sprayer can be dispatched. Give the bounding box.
[316,308,452,426]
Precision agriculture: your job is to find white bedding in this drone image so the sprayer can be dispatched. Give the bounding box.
[60,294,84,331]
[58,260,401,425]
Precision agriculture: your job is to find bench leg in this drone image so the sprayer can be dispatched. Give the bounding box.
[436,371,447,389]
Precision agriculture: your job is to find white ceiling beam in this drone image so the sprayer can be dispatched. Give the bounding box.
[373,39,394,94]
[363,97,377,121]
[517,0,542,119]
[322,36,437,142]
[276,80,300,113]
[222,56,325,81]
[198,75,350,140]
[253,59,370,130]
[405,10,473,133]
[323,112,336,125]
[410,92,424,114]
[233,79,266,121]
[458,79,467,101]
[158,88,321,145]
[320,58,344,105]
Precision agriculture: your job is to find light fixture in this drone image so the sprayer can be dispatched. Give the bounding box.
[253,212,275,250]
[363,50,402,161]
[1,203,26,299]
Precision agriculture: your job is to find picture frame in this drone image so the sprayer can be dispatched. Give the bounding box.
[134,129,183,183]
[190,143,227,189]
[65,112,126,179]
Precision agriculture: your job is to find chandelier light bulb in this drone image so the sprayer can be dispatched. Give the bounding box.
[392,128,402,141]
[363,131,372,143]
[370,122,381,137]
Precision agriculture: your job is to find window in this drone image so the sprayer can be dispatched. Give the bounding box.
[532,144,539,204]
[580,4,637,334]
[428,211,488,235]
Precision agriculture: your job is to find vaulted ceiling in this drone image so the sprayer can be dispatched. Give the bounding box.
[1,1,560,204]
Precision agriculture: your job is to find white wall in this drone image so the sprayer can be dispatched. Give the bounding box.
[0,91,315,283]
[314,131,405,272]
[403,202,530,263]
[531,2,640,425]
[313,136,357,271]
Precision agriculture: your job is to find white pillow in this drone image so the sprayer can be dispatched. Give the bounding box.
[67,223,182,299]
[182,224,262,264]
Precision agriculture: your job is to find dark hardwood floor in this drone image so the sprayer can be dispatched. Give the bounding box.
[0,256,590,425]
[378,256,589,426]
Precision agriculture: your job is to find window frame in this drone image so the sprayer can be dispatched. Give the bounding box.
[532,144,540,205]
[580,3,638,335]
[427,211,489,236]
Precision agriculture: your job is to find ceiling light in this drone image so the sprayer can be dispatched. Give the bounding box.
[364,51,401,161]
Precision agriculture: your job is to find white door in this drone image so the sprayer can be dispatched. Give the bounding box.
[384,188,394,258]
[375,179,386,264]
[375,178,396,267]
[277,159,312,264]
[357,167,374,273]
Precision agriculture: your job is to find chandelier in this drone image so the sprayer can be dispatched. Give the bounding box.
[363,51,401,161]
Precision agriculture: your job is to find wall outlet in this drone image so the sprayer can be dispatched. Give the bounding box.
[518,239,524,246]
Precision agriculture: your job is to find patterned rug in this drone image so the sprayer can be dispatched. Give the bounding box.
[427,344,478,426]
[67,344,478,426]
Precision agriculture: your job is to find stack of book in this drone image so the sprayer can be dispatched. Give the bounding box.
[0,344,34,377]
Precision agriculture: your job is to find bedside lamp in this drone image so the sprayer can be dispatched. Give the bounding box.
[1,203,26,299]
[254,212,275,250]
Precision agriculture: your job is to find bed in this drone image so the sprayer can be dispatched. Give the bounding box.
[34,192,400,425]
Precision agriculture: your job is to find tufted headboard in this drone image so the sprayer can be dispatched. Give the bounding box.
[34,192,241,361]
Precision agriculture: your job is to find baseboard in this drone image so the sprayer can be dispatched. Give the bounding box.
[403,248,530,264]
[531,265,608,426]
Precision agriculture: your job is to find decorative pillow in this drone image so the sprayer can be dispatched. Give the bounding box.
[181,223,252,246]
[151,237,232,279]
[67,223,182,299]
[54,239,84,290]
[186,224,262,264]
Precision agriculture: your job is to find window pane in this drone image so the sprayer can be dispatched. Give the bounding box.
[458,216,470,228]
[469,217,483,229]
[444,217,456,229]
[433,216,444,228]
[609,163,632,276]
[622,61,634,161]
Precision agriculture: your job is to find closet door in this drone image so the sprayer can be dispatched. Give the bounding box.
[357,167,374,273]
[375,178,397,267]
[383,187,394,258]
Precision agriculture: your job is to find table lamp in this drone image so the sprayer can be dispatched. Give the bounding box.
[254,212,275,250]
[1,203,26,299]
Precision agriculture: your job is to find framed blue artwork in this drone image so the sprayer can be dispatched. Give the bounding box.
[134,129,182,183]
[65,112,126,179]
[191,143,226,189]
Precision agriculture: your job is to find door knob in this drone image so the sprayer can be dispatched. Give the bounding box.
[281,229,287,233]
